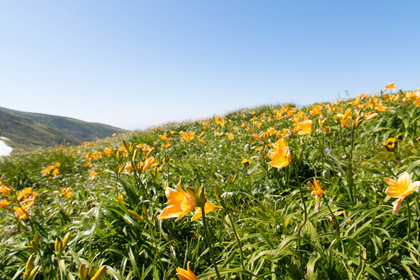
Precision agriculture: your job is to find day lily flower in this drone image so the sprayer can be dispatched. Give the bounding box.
[385,83,396,92]
[0,185,11,196]
[365,112,378,120]
[176,262,199,280]
[158,182,220,222]
[308,178,324,212]
[0,199,10,209]
[142,157,158,172]
[13,201,35,220]
[267,139,291,169]
[385,172,420,215]
[226,133,234,141]
[61,187,72,198]
[336,108,352,127]
[294,119,313,135]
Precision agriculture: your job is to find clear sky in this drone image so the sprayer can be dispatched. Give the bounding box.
[1,1,419,130]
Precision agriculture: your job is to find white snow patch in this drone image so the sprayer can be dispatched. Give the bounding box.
[0,138,13,156]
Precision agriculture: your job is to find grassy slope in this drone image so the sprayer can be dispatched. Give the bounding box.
[0,109,80,148]
[0,106,127,150]
[0,89,419,279]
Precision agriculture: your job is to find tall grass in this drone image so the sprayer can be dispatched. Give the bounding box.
[0,86,419,279]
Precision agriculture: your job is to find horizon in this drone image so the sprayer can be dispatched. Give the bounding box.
[1,1,419,130]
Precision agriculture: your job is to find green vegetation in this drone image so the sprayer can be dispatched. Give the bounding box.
[0,107,126,151]
[0,87,419,279]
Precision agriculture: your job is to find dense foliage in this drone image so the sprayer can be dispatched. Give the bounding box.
[1,85,419,279]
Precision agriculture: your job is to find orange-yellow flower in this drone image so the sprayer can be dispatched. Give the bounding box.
[90,169,98,179]
[0,199,10,209]
[61,187,72,198]
[142,157,158,172]
[180,131,195,141]
[52,168,60,176]
[162,143,171,149]
[365,112,378,121]
[267,139,291,169]
[294,120,313,135]
[0,185,11,196]
[13,200,35,220]
[385,83,396,92]
[308,178,324,212]
[158,182,220,222]
[226,133,234,141]
[14,206,30,220]
[104,147,113,157]
[17,187,37,201]
[336,108,352,127]
[176,262,199,280]
[385,172,420,215]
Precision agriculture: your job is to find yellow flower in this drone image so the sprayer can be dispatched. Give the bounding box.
[142,157,158,172]
[14,206,30,220]
[385,172,420,215]
[162,143,171,149]
[383,138,397,151]
[41,165,54,175]
[385,83,396,92]
[52,168,60,176]
[308,178,324,196]
[158,182,220,222]
[336,108,352,127]
[365,112,378,120]
[180,131,195,141]
[61,187,72,198]
[294,120,313,135]
[13,200,35,220]
[0,199,10,209]
[267,139,291,169]
[308,178,324,212]
[17,187,37,201]
[0,185,11,196]
[90,169,98,179]
[115,193,126,204]
[176,262,199,280]
[226,133,234,140]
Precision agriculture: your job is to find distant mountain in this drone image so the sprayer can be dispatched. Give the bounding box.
[0,107,127,151]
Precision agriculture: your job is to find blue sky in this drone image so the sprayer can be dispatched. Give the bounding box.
[1,1,419,130]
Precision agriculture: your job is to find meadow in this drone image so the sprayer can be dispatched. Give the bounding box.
[0,84,419,280]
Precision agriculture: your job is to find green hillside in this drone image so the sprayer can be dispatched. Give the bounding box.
[0,107,127,151]
[0,87,419,279]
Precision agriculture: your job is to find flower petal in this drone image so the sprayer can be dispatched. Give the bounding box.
[398,172,411,189]
[191,200,221,222]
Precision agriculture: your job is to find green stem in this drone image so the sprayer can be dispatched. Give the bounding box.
[201,206,221,280]
[415,197,420,242]
[227,212,246,272]
[295,165,307,254]
[348,127,356,203]
[406,199,412,241]
[322,195,341,242]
